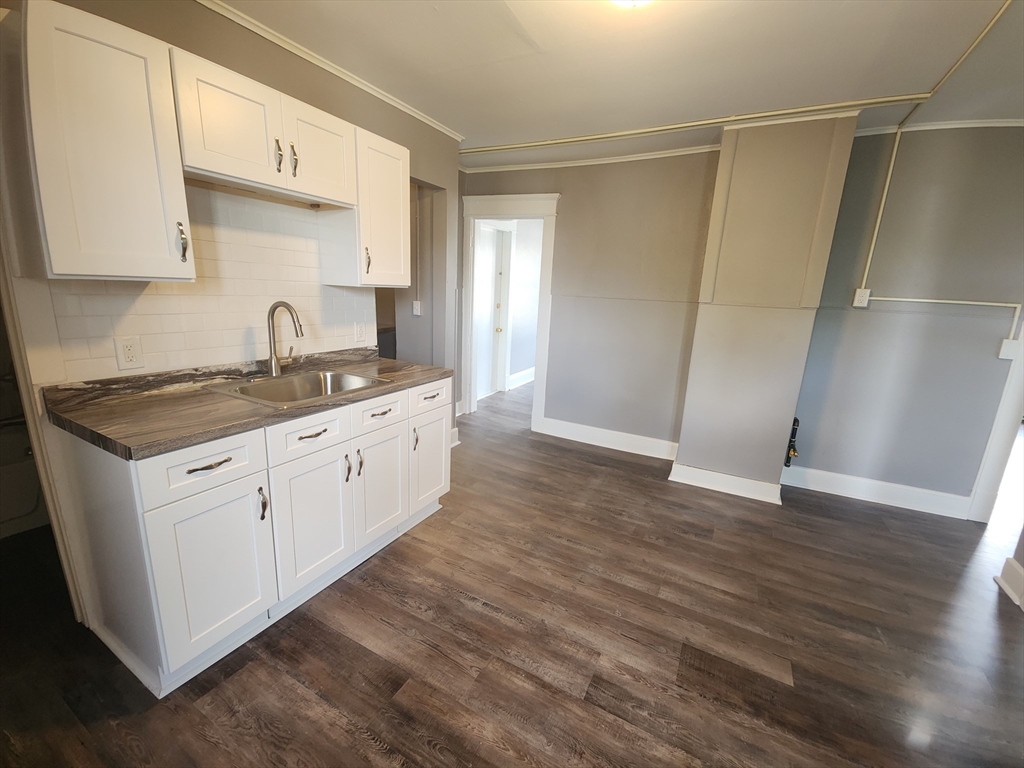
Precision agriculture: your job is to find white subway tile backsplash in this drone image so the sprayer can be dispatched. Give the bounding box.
[48,187,376,382]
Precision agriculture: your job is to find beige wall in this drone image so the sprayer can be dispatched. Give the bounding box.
[464,152,718,441]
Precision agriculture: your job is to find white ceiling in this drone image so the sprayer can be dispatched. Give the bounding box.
[216,0,1020,162]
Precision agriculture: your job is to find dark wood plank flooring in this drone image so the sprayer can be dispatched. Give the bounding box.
[2,383,1022,767]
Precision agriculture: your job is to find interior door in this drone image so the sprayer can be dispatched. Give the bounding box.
[356,128,410,286]
[493,230,513,392]
[269,444,355,600]
[26,0,194,280]
[409,408,451,511]
[171,48,285,189]
[144,472,277,671]
[282,96,357,205]
[473,225,498,401]
[352,422,409,549]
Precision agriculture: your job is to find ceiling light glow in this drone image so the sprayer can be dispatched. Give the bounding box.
[610,0,653,8]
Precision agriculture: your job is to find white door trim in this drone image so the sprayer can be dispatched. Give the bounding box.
[461,194,559,422]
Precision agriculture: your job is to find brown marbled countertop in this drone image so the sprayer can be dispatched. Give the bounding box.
[43,349,453,461]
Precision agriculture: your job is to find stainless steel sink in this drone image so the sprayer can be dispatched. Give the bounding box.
[207,370,388,408]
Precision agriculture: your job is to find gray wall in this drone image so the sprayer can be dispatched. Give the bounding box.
[793,128,1024,496]
[58,0,461,370]
[509,219,542,375]
[465,153,718,442]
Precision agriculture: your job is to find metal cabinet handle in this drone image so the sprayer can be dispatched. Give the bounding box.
[370,408,391,418]
[290,141,299,176]
[297,427,327,441]
[177,221,188,263]
[423,393,439,401]
[413,427,418,451]
[344,453,351,482]
[365,247,371,274]
[356,448,363,477]
[275,137,284,172]
[185,456,232,474]
[257,486,268,520]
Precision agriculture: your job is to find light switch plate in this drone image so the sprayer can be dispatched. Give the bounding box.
[412,301,422,317]
[115,336,144,370]
[852,288,871,308]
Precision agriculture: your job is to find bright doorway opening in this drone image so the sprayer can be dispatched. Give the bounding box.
[471,218,543,402]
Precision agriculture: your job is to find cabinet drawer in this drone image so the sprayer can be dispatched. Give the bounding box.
[409,377,452,416]
[135,429,267,511]
[265,406,350,466]
[350,389,409,438]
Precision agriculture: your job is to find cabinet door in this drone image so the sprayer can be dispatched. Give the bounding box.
[410,407,451,511]
[171,48,285,189]
[352,421,409,549]
[269,444,355,600]
[355,128,410,287]
[25,1,193,280]
[282,96,357,206]
[145,472,277,671]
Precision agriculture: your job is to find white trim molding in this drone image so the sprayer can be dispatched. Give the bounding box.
[668,464,782,505]
[855,119,1024,138]
[508,367,535,390]
[461,144,719,174]
[194,0,464,142]
[781,466,972,519]
[535,417,678,461]
[450,427,460,448]
[995,558,1024,610]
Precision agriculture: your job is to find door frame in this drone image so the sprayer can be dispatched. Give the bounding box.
[461,194,559,427]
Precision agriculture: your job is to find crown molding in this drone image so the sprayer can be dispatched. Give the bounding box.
[194,0,464,142]
[458,93,928,156]
[856,119,1024,137]
[461,144,720,174]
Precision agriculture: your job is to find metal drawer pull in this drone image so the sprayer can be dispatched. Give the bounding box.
[344,453,351,482]
[290,141,299,176]
[176,221,188,263]
[370,408,392,418]
[275,137,284,172]
[356,449,363,476]
[423,393,440,401]
[413,427,418,451]
[257,486,268,520]
[185,456,232,474]
[297,428,328,441]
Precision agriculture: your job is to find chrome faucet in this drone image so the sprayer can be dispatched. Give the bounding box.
[266,301,304,377]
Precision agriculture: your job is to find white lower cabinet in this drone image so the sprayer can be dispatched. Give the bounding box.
[353,420,410,549]
[144,472,278,672]
[270,443,356,600]
[410,407,452,510]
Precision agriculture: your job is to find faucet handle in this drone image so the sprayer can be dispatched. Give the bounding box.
[279,345,296,367]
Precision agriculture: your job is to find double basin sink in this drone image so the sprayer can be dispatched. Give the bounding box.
[207,370,389,408]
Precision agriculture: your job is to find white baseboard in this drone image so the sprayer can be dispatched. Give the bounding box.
[450,427,460,448]
[668,463,781,504]
[508,367,535,390]
[781,465,971,519]
[533,416,678,460]
[995,557,1024,610]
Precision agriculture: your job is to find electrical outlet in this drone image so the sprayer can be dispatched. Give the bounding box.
[115,336,144,370]
[852,288,871,308]
[412,300,422,317]
[355,322,366,342]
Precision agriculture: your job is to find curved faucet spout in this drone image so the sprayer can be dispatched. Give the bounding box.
[267,301,304,377]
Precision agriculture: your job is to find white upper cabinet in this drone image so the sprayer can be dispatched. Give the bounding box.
[25,1,194,280]
[171,48,285,190]
[282,96,357,206]
[356,128,411,287]
[171,50,357,207]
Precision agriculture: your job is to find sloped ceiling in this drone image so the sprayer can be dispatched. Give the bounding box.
[213,0,1021,165]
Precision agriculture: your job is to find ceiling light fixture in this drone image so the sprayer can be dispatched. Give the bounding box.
[610,0,653,8]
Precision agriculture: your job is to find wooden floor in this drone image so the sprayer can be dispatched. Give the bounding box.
[2,383,1023,767]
